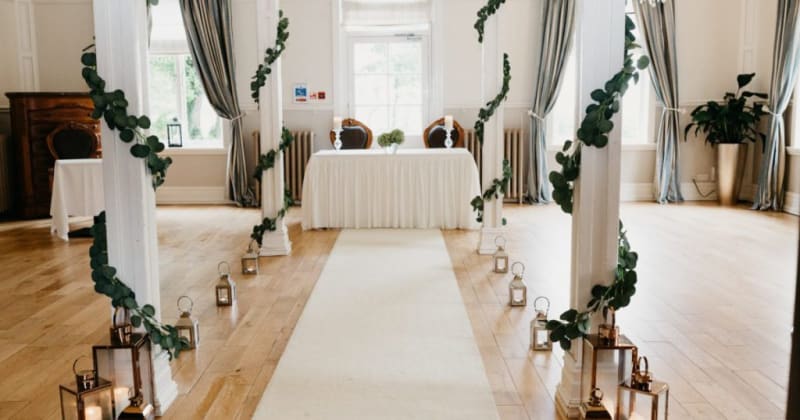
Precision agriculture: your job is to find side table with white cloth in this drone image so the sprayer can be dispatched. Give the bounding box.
[50,159,104,241]
[301,148,481,230]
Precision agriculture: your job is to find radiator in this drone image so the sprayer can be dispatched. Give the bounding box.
[463,129,526,203]
[283,130,314,204]
[0,134,11,214]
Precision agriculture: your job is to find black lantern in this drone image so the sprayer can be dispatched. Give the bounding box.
[59,375,114,420]
[215,261,237,306]
[167,118,182,148]
[92,333,155,420]
[175,296,200,349]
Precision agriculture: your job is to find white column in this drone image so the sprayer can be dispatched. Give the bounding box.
[257,0,292,256]
[92,0,177,415]
[477,13,506,255]
[555,1,624,418]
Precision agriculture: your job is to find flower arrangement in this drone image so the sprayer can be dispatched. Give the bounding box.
[377,129,405,148]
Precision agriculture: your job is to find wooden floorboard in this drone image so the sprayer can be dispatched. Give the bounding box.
[0,202,794,419]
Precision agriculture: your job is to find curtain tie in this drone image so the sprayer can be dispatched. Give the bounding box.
[230,113,247,122]
[765,107,782,117]
[661,106,685,114]
[528,109,545,122]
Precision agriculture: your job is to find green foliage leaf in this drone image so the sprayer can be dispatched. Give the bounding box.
[130,144,151,158]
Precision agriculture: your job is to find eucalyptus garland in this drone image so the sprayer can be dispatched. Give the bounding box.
[474,0,506,43]
[254,127,293,181]
[544,15,649,351]
[251,10,290,103]
[250,128,294,246]
[474,53,511,145]
[80,46,172,189]
[471,159,512,225]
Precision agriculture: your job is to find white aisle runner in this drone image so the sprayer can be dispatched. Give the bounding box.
[253,229,499,420]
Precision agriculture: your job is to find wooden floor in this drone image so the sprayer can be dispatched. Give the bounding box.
[0,203,795,419]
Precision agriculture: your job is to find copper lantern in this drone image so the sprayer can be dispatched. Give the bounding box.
[508,262,527,307]
[92,334,155,420]
[59,370,114,420]
[175,296,200,349]
[579,387,612,420]
[581,334,637,415]
[110,307,133,345]
[530,296,552,351]
[493,236,509,273]
[241,240,260,275]
[215,261,236,306]
[118,391,154,420]
[617,361,669,420]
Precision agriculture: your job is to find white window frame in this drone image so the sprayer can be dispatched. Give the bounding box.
[790,82,800,155]
[344,29,431,146]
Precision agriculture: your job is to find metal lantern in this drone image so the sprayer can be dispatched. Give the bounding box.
[616,379,669,419]
[215,261,237,307]
[508,262,527,307]
[241,240,260,275]
[579,388,613,420]
[59,366,114,420]
[175,296,200,349]
[530,296,552,351]
[118,391,154,420]
[493,236,509,273]
[581,334,637,414]
[92,334,155,420]
[167,118,182,148]
[631,355,653,391]
[110,307,133,345]
[598,307,620,345]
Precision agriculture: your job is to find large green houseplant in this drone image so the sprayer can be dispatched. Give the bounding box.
[684,73,767,205]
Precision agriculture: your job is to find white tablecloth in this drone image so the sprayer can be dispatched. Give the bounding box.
[50,159,104,240]
[301,148,481,230]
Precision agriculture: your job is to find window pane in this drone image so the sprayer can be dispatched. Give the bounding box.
[388,42,421,74]
[621,14,651,145]
[354,43,387,74]
[390,74,422,105]
[354,74,389,105]
[148,55,180,143]
[392,105,423,134]
[184,55,221,147]
[547,52,577,146]
[356,106,390,135]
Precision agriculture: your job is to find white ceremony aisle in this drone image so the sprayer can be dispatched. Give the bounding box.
[253,229,499,420]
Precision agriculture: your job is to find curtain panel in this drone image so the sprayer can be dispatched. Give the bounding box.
[526,0,575,204]
[179,0,255,207]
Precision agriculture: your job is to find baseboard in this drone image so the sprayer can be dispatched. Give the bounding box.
[155,186,230,205]
[784,191,800,216]
[620,183,654,202]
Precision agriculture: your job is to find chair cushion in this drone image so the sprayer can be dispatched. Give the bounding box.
[340,126,368,149]
[52,129,96,159]
[427,126,460,148]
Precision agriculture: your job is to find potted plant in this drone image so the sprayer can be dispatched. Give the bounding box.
[377,129,404,154]
[684,73,767,206]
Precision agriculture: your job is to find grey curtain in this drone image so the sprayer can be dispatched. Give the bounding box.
[754,0,800,210]
[179,0,255,207]
[634,0,683,203]
[526,0,575,203]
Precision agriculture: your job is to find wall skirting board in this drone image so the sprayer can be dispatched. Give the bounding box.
[619,182,720,202]
[155,186,231,206]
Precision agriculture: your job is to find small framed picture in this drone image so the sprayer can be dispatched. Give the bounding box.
[293,83,308,103]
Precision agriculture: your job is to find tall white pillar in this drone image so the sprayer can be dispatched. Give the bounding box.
[477,14,506,255]
[257,0,292,256]
[555,0,624,418]
[92,0,178,415]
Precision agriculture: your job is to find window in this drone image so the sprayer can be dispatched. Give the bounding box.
[546,52,577,147]
[793,79,800,147]
[348,35,428,138]
[148,0,222,149]
[621,4,653,145]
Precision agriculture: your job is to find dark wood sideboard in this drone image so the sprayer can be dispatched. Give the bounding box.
[6,92,101,219]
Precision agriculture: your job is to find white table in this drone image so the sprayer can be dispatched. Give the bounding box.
[301,148,481,230]
[50,159,104,241]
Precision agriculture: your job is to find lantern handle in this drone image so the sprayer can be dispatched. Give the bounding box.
[494,236,506,249]
[511,261,525,276]
[72,356,91,375]
[589,387,604,405]
[533,296,550,315]
[177,295,194,313]
[636,356,649,373]
[218,261,231,275]
[112,306,130,329]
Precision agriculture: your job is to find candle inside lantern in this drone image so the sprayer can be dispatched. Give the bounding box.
[512,289,524,303]
[444,115,454,131]
[114,386,130,414]
[84,405,102,420]
[333,117,343,131]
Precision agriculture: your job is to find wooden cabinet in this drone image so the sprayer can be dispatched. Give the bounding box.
[6,92,101,219]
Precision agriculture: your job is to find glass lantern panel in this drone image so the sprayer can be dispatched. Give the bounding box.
[60,387,79,420]
[93,336,154,420]
[495,257,507,271]
[217,287,230,304]
[534,325,550,349]
[511,288,525,304]
[616,383,668,420]
[81,388,114,420]
[580,334,636,413]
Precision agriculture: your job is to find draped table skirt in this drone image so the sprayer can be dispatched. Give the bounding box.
[301,149,481,230]
[50,159,104,241]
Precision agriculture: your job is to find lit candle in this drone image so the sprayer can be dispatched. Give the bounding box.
[333,117,343,131]
[114,386,130,413]
[444,115,454,131]
[84,405,102,420]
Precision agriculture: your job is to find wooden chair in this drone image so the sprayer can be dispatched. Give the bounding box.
[329,118,373,149]
[423,118,466,148]
[46,122,101,191]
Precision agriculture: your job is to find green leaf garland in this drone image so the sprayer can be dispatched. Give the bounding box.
[474,53,512,145]
[474,0,507,43]
[471,160,512,225]
[251,10,290,103]
[251,128,294,246]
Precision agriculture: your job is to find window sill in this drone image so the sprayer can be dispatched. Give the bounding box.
[162,148,227,156]
[787,147,800,156]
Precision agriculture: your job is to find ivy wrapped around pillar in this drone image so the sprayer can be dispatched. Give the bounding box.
[544,15,650,351]
[251,128,295,246]
[251,10,290,103]
[474,53,511,145]
[471,159,512,225]
[474,0,506,43]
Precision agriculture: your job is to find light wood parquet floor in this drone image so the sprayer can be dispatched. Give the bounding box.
[0,203,795,419]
